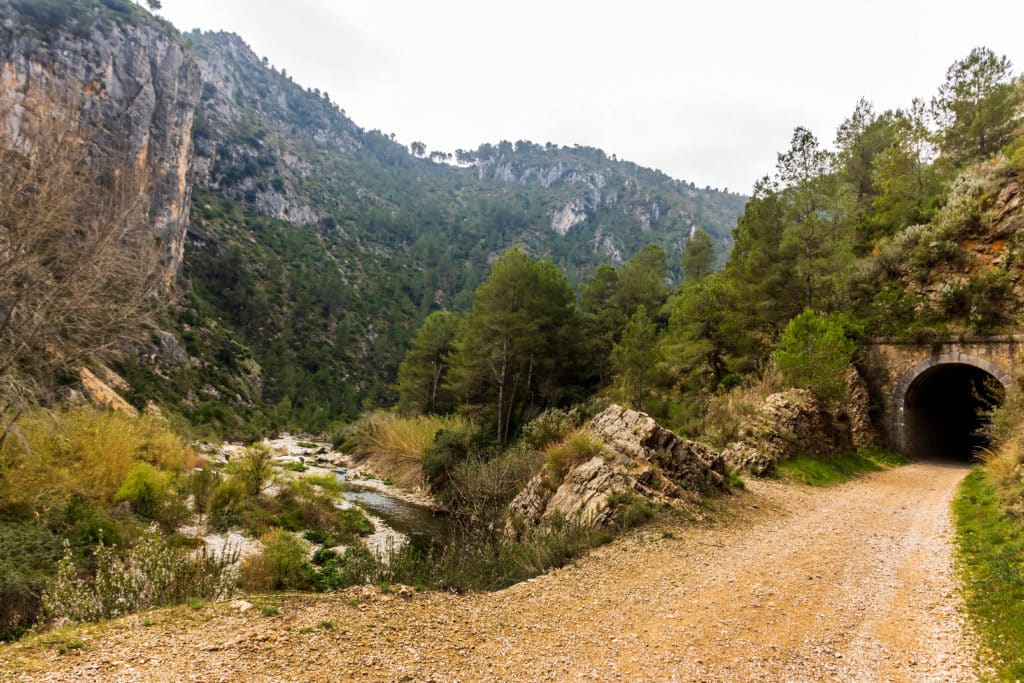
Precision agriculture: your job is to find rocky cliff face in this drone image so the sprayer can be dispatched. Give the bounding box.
[0,2,201,287]
[473,145,746,267]
[187,31,367,225]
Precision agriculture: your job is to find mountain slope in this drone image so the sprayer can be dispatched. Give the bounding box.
[121,29,744,434]
[0,5,747,434]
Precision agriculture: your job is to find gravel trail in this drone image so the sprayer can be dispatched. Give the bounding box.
[1,462,977,682]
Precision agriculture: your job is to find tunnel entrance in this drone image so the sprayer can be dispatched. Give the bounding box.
[903,363,1004,462]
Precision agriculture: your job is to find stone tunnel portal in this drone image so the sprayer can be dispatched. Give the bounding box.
[901,362,1006,462]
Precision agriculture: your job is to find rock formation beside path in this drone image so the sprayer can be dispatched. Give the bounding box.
[509,405,729,533]
[721,389,850,475]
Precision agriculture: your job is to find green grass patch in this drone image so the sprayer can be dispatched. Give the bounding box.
[303,474,344,496]
[774,447,909,486]
[953,468,1024,680]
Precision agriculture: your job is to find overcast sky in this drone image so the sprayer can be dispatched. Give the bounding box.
[158,0,1024,194]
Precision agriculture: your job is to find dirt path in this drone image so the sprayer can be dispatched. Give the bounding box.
[2,462,978,682]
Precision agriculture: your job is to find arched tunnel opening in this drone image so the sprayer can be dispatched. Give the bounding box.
[904,363,1005,462]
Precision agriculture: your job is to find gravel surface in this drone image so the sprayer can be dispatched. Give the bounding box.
[1,462,979,682]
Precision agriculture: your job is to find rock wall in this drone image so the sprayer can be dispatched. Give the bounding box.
[508,405,728,533]
[0,5,201,288]
[844,367,877,449]
[721,389,850,475]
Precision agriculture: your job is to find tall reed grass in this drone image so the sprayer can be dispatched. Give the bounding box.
[345,411,471,489]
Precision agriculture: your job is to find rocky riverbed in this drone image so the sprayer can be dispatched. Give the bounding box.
[186,435,446,559]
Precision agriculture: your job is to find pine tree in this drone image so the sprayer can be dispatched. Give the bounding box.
[681,228,715,282]
[611,305,659,407]
[448,248,579,444]
[397,311,461,414]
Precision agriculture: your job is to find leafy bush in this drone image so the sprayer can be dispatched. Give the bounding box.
[771,311,859,408]
[311,547,338,565]
[114,462,172,521]
[187,467,221,517]
[241,530,310,592]
[231,443,273,496]
[0,520,62,640]
[337,508,374,540]
[311,545,378,591]
[422,426,495,499]
[208,477,247,531]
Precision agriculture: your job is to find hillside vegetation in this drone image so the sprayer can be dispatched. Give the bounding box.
[396,46,1024,442]
[110,28,746,436]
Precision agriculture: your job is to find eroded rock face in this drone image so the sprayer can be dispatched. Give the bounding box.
[844,367,877,449]
[508,405,728,533]
[0,6,202,289]
[721,389,850,475]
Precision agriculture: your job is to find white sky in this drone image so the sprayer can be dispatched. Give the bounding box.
[158,0,1024,194]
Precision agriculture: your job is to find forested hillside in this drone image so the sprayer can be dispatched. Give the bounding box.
[395,46,1024,441]
[109,27,745,435]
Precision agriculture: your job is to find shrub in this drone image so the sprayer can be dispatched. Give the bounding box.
[60,497,125,554]
[445,444,543,523]
[0,408,192,513]
[187,467,221,517]
[41,528,238,625]
[233,443,273,496]
[0,520,62,640]
[347,411,472,489]
[114,462,171,521]
[311,545,378,591]
[311,547,338,565]
[422,426,494,497]
[771,311,859,409]
[520,407,580,450]
[337,508,374,540]
[209,477,247,531]
[242,530,310,592]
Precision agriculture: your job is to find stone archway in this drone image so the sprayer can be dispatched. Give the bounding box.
[892,354,1012,459]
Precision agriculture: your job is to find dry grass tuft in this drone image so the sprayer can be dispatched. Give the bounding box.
[347,411,471,490]
[0,407,193,511]
[701,369,783,448]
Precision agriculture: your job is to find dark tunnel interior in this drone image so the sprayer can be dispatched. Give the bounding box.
[904,363,1004,462]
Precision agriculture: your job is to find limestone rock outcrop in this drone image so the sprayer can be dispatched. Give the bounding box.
[721,389,850,475]
[508,405,729,533]
[80,367,139,417]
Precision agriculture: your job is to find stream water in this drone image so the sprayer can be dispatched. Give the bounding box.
[334,470,452,550]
